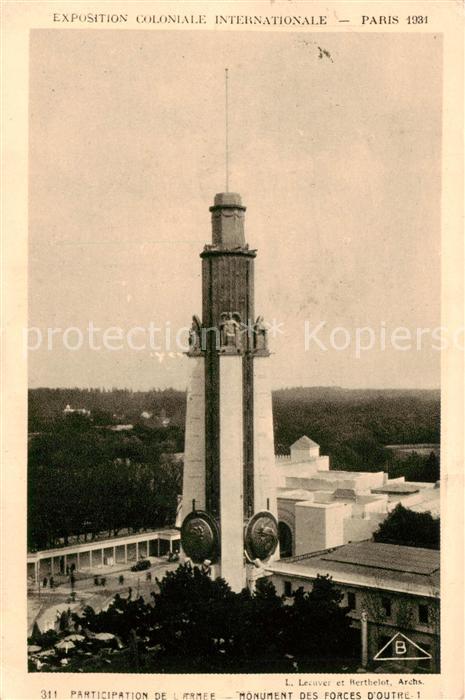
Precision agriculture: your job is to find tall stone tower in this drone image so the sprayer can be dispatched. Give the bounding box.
[180,192,278,591]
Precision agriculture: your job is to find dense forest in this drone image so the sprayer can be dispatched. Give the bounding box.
[27,386,440,550]
[272,386,440,477]
[29,386,440,450]
[28,416,182,550]
[29,386,440,469]
[28,388,186,430]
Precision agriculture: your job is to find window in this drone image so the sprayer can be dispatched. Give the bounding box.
[347,592,356,611]
[381,597,392,618]
[418,604,429,624]
[278,522,293,558]
[284,580,292,597]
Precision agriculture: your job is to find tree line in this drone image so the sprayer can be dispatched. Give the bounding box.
[28,415,181,551]
[28,387,186,431]
[29,386,440,472]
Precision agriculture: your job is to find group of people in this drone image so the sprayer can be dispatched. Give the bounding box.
[41,556,165,595]
[41,560,79,589]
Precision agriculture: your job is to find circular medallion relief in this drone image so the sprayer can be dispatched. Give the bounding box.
[244,511,279,562]
[180,510,220,564]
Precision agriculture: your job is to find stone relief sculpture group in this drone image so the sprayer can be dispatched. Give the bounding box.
[188,312,268,355]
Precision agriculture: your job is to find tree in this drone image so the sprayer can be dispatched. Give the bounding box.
[59,565,357,673]
[282,575,356,670]
[387,451,440,483]
[27,416,182,550]
[373,504,440,549]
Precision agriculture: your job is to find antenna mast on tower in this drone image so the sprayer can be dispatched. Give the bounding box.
[225,67,229,192]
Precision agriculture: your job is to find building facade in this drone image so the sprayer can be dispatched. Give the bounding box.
[276,436,440,557]
[269,540,440,672]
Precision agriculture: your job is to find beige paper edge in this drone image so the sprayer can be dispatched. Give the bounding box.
[1,1,463,699]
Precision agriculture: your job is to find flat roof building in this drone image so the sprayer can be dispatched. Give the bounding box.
[268,540,439,673]
[276,436,440,557]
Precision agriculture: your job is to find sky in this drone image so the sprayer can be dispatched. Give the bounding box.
[28,29,442,390]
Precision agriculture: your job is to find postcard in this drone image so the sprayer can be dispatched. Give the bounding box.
[1,2,463,699]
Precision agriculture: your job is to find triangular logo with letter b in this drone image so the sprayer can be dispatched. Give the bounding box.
[374,632,432,661]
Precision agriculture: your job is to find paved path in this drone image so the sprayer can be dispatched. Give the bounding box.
[28,559,178,634]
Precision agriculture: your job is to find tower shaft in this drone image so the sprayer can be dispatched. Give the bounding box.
[201,235,256,518]
[182,192,278,591]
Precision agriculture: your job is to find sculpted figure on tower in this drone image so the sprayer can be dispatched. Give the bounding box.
[188,315,203,355]
[220,312,242,353]
[253,315,269,354]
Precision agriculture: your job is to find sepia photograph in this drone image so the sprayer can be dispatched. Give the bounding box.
[22,25,448,678]
[2,2,464,694]
[23,26,446,677]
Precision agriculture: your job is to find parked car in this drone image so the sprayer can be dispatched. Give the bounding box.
[131,559,151,572]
